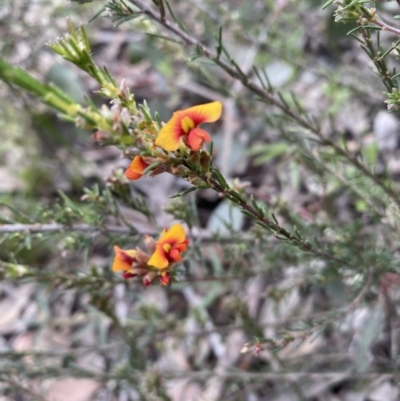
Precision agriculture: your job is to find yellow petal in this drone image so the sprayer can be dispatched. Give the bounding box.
[183,101,222,125]
[181,116,195,134]
[155,101,222,151]
[158,223,186,245]
[147,246,169,269]
[155,118,183,151]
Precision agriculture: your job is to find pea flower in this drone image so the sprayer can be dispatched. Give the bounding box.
[112,246,149,280]
[148,224,189,269]
[125,156,150,180]
[111,225,188,286]
[155,101,222,152]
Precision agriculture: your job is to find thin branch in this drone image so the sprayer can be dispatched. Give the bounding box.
[206,176,355,268]
[0,223,251,243]
[372,16,400,36]
[0,223,131,234]
[0,366,394,381]
[161,370,394,381]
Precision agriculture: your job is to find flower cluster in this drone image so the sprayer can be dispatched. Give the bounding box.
[112,224,189,286]
[123,101,222,180]
[155,101,222,152]
[111,101,222,285]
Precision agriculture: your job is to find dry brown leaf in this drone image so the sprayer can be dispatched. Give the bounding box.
[44,378,100,401]
[33,327,70,352]
[13,332,33,352]
[166,378,202,401]
[368,381,400,401]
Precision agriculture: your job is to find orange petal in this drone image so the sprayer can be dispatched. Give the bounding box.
[148,246,169,269]
[158,223,186,245]
[125,168,142,180]
[160,271,171,286]
[155,117,183,151]
[175,242,188,253]
[187,127,211,151]
[125,156,149,180]
[112,246,137,272]
[180,101,222,126]
[169,248,182,262]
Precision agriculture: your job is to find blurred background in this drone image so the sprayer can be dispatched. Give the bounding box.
[1,0,400,400]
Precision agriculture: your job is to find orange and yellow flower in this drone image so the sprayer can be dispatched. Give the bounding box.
[112,246,141,279]
[112,225,188,286]
[148,223,189,269]
[155,101,222,152]
[112,246,137,272]
[125,156,149,180]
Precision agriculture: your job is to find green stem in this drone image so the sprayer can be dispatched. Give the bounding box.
[203,170,355,269]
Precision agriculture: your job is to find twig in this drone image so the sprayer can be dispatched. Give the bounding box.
[0,223,252,243]
[162,370,393,381]
[372,16,400,36]
[0,366,394,381]
[0,223,132,234]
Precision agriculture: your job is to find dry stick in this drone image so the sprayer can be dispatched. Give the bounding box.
[0,260,283,286]
[161,370,392,381]
[0,366,394,382]
[0,219,369,267]
[0,223,253,243]
[129,0,400,208]
[2,222,341,249]
[0,223,131,234]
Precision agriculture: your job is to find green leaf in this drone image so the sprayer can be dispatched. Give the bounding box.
[247,142,291,165]
[321,0,335,10]
[362,142,378,166]
[353,305,384,372]
[170,186,198,198]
